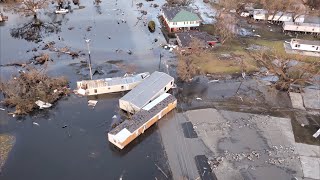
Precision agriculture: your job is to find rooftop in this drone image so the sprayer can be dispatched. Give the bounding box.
[162,6,201,22]
[176,31,218,48]
[110,93,176,135]
[119,71,174,109]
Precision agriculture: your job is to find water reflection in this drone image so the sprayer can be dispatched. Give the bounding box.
[10,18,61,42]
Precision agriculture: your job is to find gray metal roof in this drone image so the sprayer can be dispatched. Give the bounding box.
[110,94,176,134]
[119,71,174,109]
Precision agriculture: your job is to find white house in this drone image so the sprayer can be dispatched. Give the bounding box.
[283,22,320,34]
[119,71,174,114]
[162,6,202,32]
[253,9,305,23]
[290,39,320,52]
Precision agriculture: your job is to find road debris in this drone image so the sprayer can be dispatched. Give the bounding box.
[88,100,98,107]
[35,100,52,109]
[313,129,320,138]
[32,122,40,126]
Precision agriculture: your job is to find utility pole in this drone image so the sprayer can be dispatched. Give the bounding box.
[85,39,93,80]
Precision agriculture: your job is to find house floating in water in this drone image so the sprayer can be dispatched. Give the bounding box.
[119,71,174,114]
[76,72,150,96]
[108,93,177,149]
[290,39,320,52]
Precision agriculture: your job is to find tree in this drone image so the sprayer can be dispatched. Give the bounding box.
[250,49,320,92]
[10,18,60,42]
[10,0,50,19]
[214,12,237,45]
[176,38,207,82]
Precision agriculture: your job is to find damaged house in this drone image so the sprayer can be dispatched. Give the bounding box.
[161,6,202,33]
[176,31,219,51]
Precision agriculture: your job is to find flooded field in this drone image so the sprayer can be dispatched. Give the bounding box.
[0,0,173,179]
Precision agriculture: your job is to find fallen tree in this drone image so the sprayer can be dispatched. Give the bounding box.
[0,67,70,115]
[251,50,320,92]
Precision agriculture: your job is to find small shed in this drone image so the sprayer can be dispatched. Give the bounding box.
[119,71,174,113]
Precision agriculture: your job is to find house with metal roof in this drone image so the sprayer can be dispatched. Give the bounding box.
[119,71,174,113]
[161,6,202,32]
[109,93,177,149]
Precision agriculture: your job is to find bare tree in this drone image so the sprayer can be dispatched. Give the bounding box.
[9,0,50,19]
[176,38,208,82]
[214,12,237,45]
[10,18,60,42]
[251,49,320,91]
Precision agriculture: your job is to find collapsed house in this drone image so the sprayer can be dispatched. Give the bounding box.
[108,93,177,149]
[119,71,174,113]
[175,31,219,51]
[76,72,150,96]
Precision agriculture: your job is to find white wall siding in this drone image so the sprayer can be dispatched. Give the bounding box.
[290,40,320,52]
[283,22,320,34]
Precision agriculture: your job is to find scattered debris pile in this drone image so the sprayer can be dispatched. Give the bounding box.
[0,68,70,115]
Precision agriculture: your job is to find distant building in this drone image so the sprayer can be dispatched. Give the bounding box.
[290,39,320,52]
[161,6,202,33]
[253,9,305,23]
[175,31,219,50]
[283,22,320,34]
[119,71,174,114]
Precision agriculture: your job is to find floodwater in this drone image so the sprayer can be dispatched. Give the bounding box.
[0,0,172,179]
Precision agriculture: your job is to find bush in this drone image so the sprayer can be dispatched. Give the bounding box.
[148,20,156,33]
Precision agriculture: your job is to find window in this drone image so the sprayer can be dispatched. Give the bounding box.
[164,87,167,91]
[121,86,124,89]
[171,81,173,85]
[94,89,97,93]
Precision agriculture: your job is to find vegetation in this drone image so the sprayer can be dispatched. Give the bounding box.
[0,67,70,115]
[250,49,320,91]
[148,20,156,33]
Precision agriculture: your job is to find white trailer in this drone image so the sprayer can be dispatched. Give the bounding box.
[290,39,320,52]
[76,72,150,96]
[283,22,320,34]
[119,71,174,113]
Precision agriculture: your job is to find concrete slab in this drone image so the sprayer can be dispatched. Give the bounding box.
[300,156,320,179]
[289,92,306,110]
[302,88,320,110]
